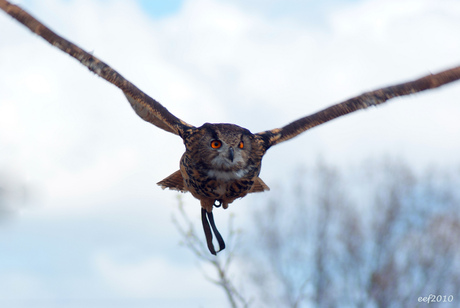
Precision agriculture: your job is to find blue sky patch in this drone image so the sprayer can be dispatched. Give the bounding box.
[137,0,184,18]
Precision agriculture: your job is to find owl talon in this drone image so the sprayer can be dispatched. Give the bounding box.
[201,208,226,255]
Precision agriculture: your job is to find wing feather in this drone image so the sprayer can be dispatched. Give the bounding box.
[257,66,460,148]
[0,0,194,136]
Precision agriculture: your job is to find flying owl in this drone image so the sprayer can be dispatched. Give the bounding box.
[1,1,460,254]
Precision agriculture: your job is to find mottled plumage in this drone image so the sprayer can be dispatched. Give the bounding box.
[159,123,269,211]
[156,123,270,253]
[2,0,460,254]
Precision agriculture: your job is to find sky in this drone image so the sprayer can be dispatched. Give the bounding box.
[0,0,460,307]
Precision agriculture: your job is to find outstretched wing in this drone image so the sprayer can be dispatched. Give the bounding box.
[256,66,460,149]
[0,0,194,136]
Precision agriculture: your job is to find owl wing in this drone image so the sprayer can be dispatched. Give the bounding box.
[0,1,194,136]
[256,66,460,148]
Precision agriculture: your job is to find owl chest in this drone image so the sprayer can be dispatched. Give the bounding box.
[180,155,257,201]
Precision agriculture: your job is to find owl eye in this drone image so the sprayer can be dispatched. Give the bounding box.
[238,141,244,149]
[210,140,222,149]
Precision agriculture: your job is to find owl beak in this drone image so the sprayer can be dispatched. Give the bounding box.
[228,147,234,162]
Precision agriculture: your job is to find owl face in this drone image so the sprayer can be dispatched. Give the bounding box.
[186,123,255,179]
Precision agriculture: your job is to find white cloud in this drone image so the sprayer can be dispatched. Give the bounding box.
[0,271,53,300]
[93,251,215,298]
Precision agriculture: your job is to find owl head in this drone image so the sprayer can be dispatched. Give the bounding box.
[186,123,257,174]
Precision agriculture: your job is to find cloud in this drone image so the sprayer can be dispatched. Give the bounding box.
[93,252,214,299]
[0,271,53,300]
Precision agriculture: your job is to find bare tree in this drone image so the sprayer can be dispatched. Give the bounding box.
[173,195,252,308]
[176,159,460,307]
[244,159,460,307]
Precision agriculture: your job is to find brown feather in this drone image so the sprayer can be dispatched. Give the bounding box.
[250,177,270,193]
[257,66,460,148]
[157,170,187,192]
[0,0,193,137]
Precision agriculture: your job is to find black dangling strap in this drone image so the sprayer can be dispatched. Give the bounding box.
[201,208,216,255]
[207,210,226,252]
[201,208,226,255]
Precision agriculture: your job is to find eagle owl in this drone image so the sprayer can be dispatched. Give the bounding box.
[157,123,269,213]
[2,0,460,254]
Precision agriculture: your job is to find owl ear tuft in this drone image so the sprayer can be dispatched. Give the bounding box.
[157,170,187,192]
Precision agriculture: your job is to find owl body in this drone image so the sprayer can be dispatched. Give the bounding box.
[158,123,269,212]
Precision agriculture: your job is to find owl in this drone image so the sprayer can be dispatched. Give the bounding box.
[2,0,460,254]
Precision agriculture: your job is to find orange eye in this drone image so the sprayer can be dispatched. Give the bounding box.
[211,140,222,149]
[238,141,244,149]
